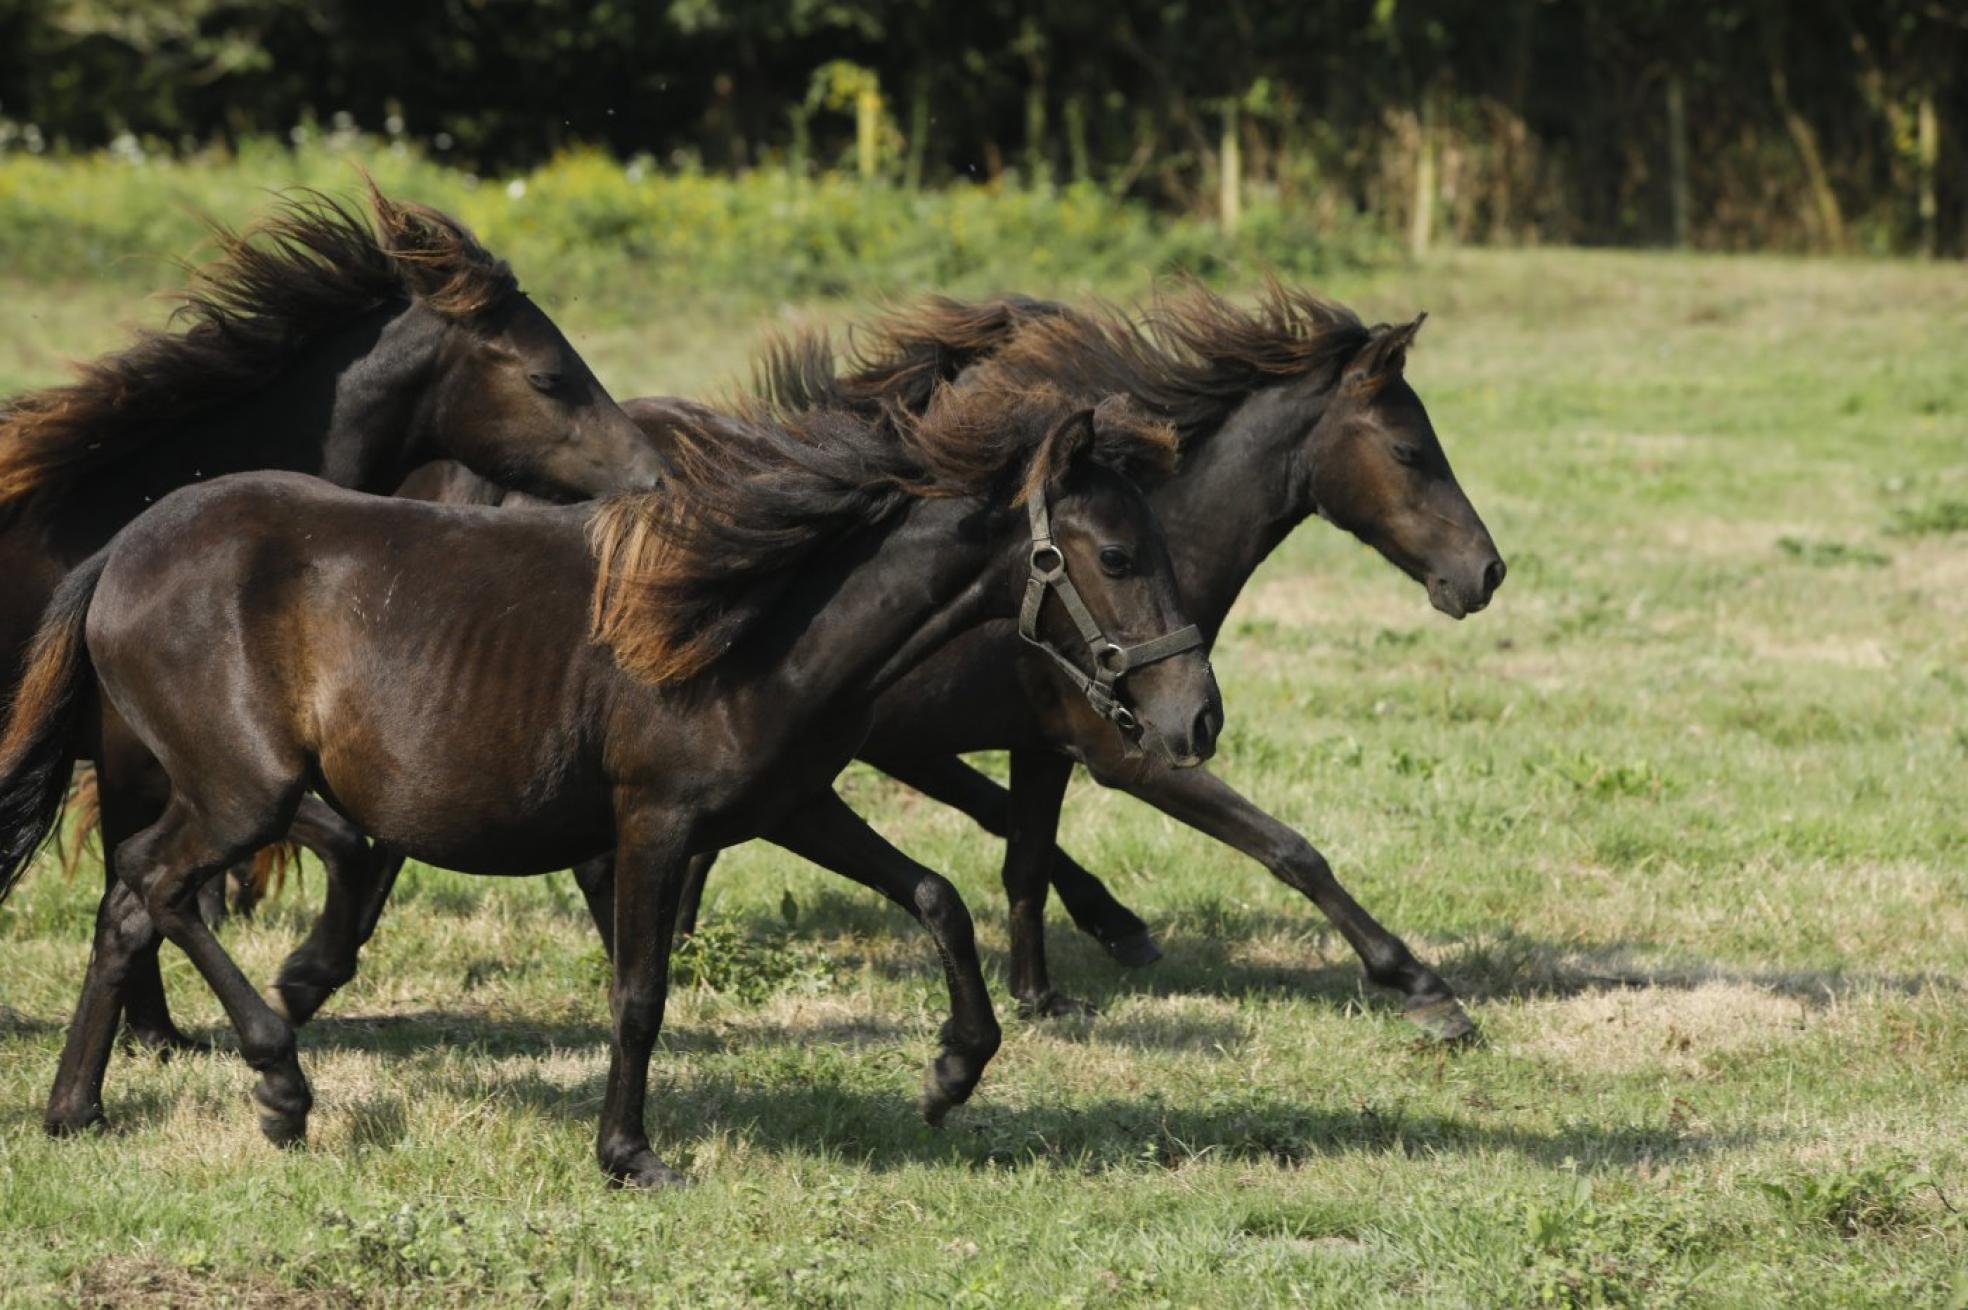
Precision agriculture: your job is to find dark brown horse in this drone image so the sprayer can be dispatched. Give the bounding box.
[660,285,1504,1033]
[0,386,1219,1185]
[0,183,664,1061]
[196,284,1504,1045]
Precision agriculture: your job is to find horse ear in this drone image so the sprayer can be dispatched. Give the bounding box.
[1046,406,1101,475]
[367,182,510,313]
[1018,405,1099,504]
[1087,394,1178,479]
[1343,312,1427,392]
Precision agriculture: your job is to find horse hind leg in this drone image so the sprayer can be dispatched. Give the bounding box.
[74,720,208,1068]
[266,799,401,1026]
[118,785,317,1146]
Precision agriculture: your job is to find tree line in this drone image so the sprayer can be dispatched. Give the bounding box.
[1,0,1962,255]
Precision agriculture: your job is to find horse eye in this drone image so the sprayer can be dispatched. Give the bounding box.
[1392,443,1422,467]
[1098,547,1133,576]
[527,369,565,396]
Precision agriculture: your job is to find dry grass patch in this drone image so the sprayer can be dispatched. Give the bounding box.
[1506,981,1808,1076]
[74,1256,343,1309]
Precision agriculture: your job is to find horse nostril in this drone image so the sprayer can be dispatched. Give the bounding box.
[1482,557,1507,596]
[1190,703,1221,760]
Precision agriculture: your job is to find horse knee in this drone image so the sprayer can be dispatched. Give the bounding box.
[89,891,158,981]
[236,1014,297,1073]
[1272,838,1336,893]
[912,874,970,933]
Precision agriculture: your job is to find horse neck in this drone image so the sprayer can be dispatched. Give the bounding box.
[1152,381,1331,641]
[43,301,444,565]
[311,304,453,490]
[764,497,1010,706]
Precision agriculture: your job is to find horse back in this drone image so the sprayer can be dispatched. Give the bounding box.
[88,472,617,873]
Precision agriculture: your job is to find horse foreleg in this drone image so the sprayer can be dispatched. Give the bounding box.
[767,789,1001,1125]
[867,750,1161,967]
[671,851,715,940]
[998,749,1098,1019]
[571,854,618,957]
[594,806,689,1188]
[1117,763,1475,1043]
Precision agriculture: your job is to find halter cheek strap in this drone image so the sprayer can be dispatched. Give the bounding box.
[1017,491,1203,732]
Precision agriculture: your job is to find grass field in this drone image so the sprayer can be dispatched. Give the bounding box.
[2,246,1966,1307]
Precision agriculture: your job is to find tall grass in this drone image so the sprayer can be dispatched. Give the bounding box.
[0,135,1388,313]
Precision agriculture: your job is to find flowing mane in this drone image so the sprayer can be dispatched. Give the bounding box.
[0,183,515,514]
[588,382,1177,685]
[758,280,1374,456]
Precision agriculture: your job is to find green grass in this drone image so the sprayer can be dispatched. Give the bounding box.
[0,137,1377,311]
[3,245,1968,1306]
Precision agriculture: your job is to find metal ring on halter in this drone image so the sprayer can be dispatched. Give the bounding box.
[1095,641,1129,676]
[1030,543,1065,578]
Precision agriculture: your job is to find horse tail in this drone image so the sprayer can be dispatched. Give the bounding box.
[0,548,108,906]
[57,766,101,876]
[238,841,303,913]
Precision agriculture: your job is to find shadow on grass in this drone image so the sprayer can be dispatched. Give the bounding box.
[0,1006,64,1040]
[34,1047,1757,1177]
[706,890,1965,1018]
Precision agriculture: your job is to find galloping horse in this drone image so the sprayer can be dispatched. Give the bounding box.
[175,285,1506,1046]
[0,183,663,1064]
[662,285,1506,1033]
[0,385,1220,1185]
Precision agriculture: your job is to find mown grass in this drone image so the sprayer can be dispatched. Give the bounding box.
[2,236,1966,1306]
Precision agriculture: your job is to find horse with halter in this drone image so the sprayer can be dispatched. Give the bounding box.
[647,285,1505,1033]
[0,384,1219,1186]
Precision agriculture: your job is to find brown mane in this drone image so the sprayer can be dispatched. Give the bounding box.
[0,183,515,513]
[761,280,1374,458]
[589,380,1176,685]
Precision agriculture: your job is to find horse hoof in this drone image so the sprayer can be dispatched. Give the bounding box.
[1406,996,1479,1045]
[1099,928,1163,969]
[605,1151,689,1189]
[918,1082,955,1129]
[1016,991,1099,1021]
[44,1104,108,1138]
[918,1052,985,1128]
[252,1085,311,1149]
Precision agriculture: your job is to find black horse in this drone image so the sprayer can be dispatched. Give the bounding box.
[0,183,664,1066]
[651,286,1504,1033]
[184,285,1505,1045]
[0,386,1220,1186]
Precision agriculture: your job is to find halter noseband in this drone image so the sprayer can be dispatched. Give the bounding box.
[1017,491,1203,733]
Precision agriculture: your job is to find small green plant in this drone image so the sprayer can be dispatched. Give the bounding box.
[1885,501,1968,537]
[1517,1180,1717,1308]
[1759,1160,1958,1239]
[1531,750,1668,801]
[1775,536,1890,567]
[668,919,842,1006]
